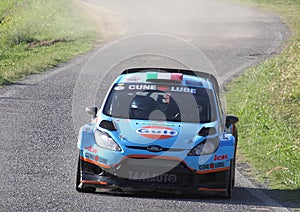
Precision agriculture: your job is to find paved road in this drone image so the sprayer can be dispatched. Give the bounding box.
[0,0,291,211]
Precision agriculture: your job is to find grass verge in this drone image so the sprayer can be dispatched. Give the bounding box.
[0,0,101,86]
[226,0,300,202]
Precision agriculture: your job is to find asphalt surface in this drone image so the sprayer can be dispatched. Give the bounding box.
[0,0,293,211]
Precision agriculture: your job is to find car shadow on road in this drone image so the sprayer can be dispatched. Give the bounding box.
[94,187,300,210]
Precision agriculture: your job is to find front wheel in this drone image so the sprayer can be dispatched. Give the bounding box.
[224,159,235,198]
[76,154,96,193]
[231,124,238,188]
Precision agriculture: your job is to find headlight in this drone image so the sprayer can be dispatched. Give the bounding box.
[94,130,121,151]
[188,137,219,156]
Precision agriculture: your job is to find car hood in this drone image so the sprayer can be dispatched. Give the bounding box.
[111,118,215,149]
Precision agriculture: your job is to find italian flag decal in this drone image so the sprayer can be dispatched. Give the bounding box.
[146,72,183,82]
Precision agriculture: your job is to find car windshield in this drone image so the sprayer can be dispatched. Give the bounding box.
[103,84,217,123]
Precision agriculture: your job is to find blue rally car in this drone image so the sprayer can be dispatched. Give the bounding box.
[76,68,238,198]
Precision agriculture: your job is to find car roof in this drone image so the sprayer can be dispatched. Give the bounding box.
[116,68,219,92]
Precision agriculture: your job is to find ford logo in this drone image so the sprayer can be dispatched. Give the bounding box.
[147,145,163,152]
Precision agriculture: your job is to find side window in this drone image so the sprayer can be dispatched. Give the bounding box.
[103,88,133,118]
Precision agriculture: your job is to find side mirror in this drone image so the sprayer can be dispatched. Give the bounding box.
[85,106,98,119]
[226,115,239,126]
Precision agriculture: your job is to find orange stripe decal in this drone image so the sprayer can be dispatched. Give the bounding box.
[195,167,230,174]
[197,188,227,192]
[81,180,108,185]
[80,156,111,169]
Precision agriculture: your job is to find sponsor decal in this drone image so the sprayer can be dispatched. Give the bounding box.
[136,126,178,139]
[127,84,197,94]
[214,162,225,168]
[210,162,225,169]
[84,146,98,153]
[157,85,170,91]
[128,84,156,91]
[200,162,225,170]
[214,154,228,161]
[84,152,108,164]
[199,164,210,170]
[114,85,125,91]
[128,171,177,183]
[124,76,142,82]
[170,86,196,94]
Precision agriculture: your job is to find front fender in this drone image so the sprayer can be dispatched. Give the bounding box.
[77,124,96,149]
[218,133,236,158]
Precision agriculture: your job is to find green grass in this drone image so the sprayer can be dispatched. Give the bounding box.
[226,0,300,195]
[0,0,101,85]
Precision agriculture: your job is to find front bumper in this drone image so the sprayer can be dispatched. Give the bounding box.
[78,157,230,193]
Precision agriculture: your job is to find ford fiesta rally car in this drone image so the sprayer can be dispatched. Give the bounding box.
[76,68,238,198]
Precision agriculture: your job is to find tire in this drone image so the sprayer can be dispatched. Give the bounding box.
[225,159,235,198]
[232,157,236,188]
[232,125,238,144]
[232,126,238,187]
[76,154,96,193]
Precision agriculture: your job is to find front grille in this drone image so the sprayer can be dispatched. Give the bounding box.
[125,158,182,168]
[105,158,196,184]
